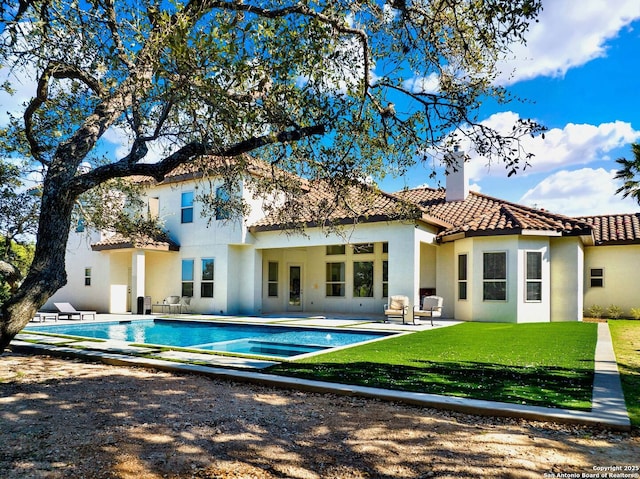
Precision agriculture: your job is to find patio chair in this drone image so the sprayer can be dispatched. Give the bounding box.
[179,296,191,313]
[164,296,182,314]
[54,302,96,320]
[413,295,443,326]
[384,295,410,324]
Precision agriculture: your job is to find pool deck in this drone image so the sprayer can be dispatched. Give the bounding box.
[12,313,631,431]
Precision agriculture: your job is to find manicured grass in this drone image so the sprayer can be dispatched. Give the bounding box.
[267,322,597,410]
[609,320,640,428]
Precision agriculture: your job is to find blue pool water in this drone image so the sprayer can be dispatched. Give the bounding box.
[27,319,393,358]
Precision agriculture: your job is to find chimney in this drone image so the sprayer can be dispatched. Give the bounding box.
[445,148,469,202]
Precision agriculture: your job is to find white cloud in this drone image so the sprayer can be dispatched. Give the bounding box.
[403,73,440,94]
[496,0,640,85]
[458,112,640,181]
[0,66,36,126]
[519,168,639,216]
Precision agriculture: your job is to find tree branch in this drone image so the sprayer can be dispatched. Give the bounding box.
[72,124,326,191]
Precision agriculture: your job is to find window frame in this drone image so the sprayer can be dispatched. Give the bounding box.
[181,191,194,224]
[458,253,468,300]
[84,267,91,287]
[326,244,346,255]
[201,258,214,298]
[325,262,346,297]
[353,243,374,254]
[382,260,389,298]
[181,259,194,297]
[215,186,231,220]
[590,268,604,288]
[483,251,507,301]
[525,251,543,302]
[353,261,374,297]
[267,261,279,297]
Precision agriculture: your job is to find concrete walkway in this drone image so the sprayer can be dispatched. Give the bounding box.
[12,317,631,431]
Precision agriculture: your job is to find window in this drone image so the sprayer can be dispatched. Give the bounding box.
[525,251,542,301]
[353,261,374,297]
[181,259,194,297]
[268,262,279,297]
[326,245,346,255]
[181,191,194,223]
[326,262,345,296]
[76,217,85,233]
[84,267,91,286]
[483,252,507,301]
[215,186,231,220]
[458,254,468,300]
[382,242,388,253]
[590,268,604,287]
[353,243,374,254]
[201,258,214,298]
[382,260,388,298]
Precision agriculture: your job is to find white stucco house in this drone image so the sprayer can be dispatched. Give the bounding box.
[45,155,640,323]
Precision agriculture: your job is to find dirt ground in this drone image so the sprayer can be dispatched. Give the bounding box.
[1,352,639,479]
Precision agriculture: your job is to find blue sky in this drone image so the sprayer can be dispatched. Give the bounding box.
[379,0,640,217]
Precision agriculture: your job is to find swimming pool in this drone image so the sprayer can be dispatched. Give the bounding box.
[27,319,394,359]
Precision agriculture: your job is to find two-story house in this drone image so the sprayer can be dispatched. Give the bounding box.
[45,154,640,322]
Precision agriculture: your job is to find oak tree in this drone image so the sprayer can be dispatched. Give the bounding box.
[0,0,543,352]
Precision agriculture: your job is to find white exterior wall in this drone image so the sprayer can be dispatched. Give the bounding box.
[255,221,438,316]
[515,237,551,323]
[584,244,640,316]
[550,237,583,322]
[44,231,112,312]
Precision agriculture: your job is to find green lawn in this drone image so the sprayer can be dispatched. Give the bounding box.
[609,320,640,428]
[267,322,597,410]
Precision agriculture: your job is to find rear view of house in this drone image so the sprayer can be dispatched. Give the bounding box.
[46,155,640,323]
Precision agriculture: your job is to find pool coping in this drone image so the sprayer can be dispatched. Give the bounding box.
[12,318,631,431]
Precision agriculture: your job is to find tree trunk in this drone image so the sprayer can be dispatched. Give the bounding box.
[0,178,75,353]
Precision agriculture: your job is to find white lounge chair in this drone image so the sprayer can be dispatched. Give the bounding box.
[54,302,96,320]
[413,295,443,326]
[384,295,410,324]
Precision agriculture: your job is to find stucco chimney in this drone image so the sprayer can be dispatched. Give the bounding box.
[445,148,469,202]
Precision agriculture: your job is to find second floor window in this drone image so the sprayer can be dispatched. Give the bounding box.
[215,187,231,220]
[181,191,194,223]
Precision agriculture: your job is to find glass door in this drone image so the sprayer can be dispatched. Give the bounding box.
[288,264,303,311]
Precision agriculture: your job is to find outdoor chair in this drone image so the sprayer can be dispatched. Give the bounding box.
[384,295,410,324]
[54,302,96,320]
[33,311,59,322]
[165,296,182,314]
[413,295,443,326]
[179,296,191,313]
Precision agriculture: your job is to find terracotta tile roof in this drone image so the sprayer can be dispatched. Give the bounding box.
[250,181,420,231]
[576,213,640,245]
[133,155,309,190]
[395,188,593,241]
[91,232,180,252]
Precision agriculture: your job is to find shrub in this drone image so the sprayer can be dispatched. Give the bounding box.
[630,308,640,320]
[587,304,603,319]
[607,305,624,320]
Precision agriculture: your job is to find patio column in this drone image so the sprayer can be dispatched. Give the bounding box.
[131,250,146,312]
[387,225,420,320]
